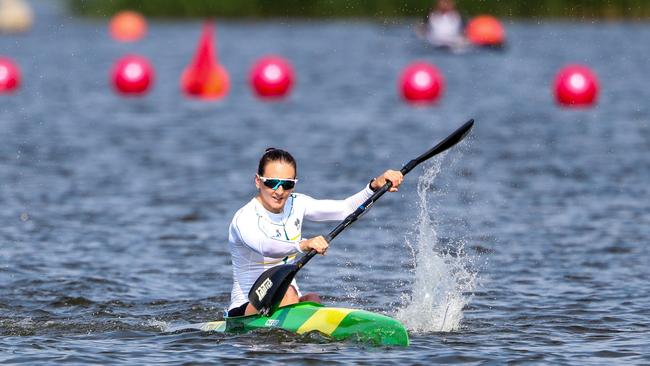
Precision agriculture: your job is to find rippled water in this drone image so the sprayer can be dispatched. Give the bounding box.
[2,1,650,364]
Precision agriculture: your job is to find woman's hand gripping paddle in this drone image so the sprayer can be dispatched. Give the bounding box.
[248,119,475,315]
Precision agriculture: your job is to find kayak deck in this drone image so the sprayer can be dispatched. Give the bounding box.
[195,302,409,346]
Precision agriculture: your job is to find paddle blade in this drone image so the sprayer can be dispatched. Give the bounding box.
[402,119,474,174]
[248,264,299,315]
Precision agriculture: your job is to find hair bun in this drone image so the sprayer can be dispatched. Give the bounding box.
[257,147,296,176]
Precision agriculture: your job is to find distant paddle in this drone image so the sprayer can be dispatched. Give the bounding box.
[248,119,475,315]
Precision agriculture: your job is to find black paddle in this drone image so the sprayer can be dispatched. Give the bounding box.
[248,119,475,315]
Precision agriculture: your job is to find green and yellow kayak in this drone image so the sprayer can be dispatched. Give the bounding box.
[172,302,409,346]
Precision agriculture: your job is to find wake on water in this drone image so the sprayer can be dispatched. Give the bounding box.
[395,155,478,333]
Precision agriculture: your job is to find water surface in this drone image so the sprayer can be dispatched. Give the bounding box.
[1,2,649,364]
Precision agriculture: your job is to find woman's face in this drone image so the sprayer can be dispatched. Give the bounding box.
[255,161,296,213]
[438,0,454,11]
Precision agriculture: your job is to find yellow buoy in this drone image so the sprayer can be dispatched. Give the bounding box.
[0,0,33,34]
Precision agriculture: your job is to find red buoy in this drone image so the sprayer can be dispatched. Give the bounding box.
[0,57,20,93]
[466,15,505,47]
[554,64,599,107]
[109,10,147,42]
[399,62,444,104]
[250,55,294,99]
[111,55,154,96]
[181,22,229,100]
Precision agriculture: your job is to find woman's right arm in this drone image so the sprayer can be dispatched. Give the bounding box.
[230,215,302,258]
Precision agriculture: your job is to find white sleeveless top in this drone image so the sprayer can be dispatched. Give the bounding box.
[228,186,374,310]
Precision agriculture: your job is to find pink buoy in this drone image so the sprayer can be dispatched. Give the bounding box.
[399,62,444,104]
[111,55,154,96]
[0,57,20,93]
[554,64,599,107]
[250,55,294,98]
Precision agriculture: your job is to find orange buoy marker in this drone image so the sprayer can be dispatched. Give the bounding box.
[111,55,154,96]
[109,10,147,42]
[250,56,294,99]
[0,57,20,93]
[399,62,444,104]
[181,22,229,100]
[554,64,599,107]
[466,15,505,48]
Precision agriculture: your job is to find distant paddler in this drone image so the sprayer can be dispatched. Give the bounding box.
[0,0,33,34]
[415,0,468,51]
[227,148,403,317]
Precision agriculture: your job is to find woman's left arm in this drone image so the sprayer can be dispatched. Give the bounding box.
[303,169,403,221]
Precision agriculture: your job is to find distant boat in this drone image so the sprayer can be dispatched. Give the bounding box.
[414,21,506,54]
[414,22,471,54]
[414,9,471,54]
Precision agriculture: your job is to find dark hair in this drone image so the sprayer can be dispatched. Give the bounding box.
[257,148,297,177]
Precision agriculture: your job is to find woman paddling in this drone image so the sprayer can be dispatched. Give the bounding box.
[227,148,403,317]
[416,0,468,51]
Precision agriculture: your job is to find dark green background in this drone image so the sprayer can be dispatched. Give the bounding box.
[69,0,650,19]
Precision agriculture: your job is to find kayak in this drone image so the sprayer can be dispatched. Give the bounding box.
[170,302,409,346]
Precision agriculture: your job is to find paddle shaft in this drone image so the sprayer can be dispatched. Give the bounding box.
[247,119,474,314]
[296,119,474,269]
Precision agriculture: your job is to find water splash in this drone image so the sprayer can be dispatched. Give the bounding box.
[147,318,170,332]
[395,156,477,333]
